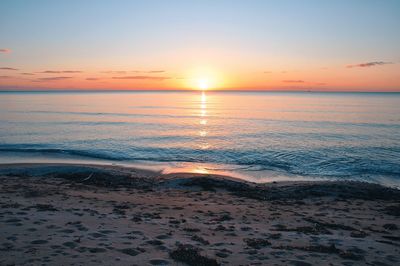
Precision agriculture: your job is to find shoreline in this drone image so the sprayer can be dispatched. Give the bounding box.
[1,162,399,193]
[1,163,400,265]
[1,161,399,188]
[2,152,399,188]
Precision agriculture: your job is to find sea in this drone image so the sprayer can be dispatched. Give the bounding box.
[0,91,399,186]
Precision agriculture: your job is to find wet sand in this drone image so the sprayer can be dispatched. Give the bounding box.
[0,163,399,265]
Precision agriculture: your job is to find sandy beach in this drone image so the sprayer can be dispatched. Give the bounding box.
[0,163,399,265]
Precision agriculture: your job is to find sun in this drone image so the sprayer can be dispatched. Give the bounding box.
[183,67,224,90]
[197,78,210,90]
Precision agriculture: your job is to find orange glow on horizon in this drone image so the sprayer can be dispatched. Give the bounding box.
[0,63,399,92]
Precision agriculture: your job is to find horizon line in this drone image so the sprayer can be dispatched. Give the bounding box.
[0,89,399,93]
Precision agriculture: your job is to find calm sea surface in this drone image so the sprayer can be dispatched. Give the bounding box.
[0,91,399,186]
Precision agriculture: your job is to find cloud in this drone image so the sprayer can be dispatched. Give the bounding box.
[0,67,18,71]
[282,80,305,83]
[102,71,127,74]
[40,71,61,74]
[346,61,393,68]
[86,78,99,81]
[40,70,82,73]
[35,76,73,81]
[0,76,12,79]
[102,70,166,74]
[21,73,35,75]
[62,70,82,73]
[0,49,11,53]
[112,75,170,81]
[143,70,165,73]
[263,71,272,74]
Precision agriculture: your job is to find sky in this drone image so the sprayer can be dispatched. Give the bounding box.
[0,0,399,91]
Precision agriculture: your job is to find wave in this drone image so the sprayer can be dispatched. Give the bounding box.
[0,145,126,161]
[1,143,399,180]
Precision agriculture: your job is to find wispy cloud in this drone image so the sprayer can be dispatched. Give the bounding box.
[35,76,73,81]
[0,49,11,53]
[0,67,18,71]
[282,80,326,85]
[134,70,165,73]
[282,80,305,83]
[103,70,166,74]
[40,70,82,73]
[40,71,60,74]
[86,78,100,81]
[263,71,272,74]
[112,75,170,81]
[346,61,393,68]
[21,73,35,75]
[0,75,12,79]
[102,71,127,74]
[63,70,82,73]
[147,70,165,73]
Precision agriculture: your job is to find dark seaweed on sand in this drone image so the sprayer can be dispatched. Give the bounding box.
[274,244,365,261]
[169,244,219,266]
[180,177,400,201]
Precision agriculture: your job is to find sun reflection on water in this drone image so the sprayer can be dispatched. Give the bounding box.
[198,91,209,150]
[199,130,207,137]
[192,167,210,174]
[201,91,206,102]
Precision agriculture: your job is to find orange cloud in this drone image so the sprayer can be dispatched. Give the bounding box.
[148,70,165,73]
[101,71,127,74]
[282,80,305,83]
[138,70,165,73]
[40,70,82,73]
[35,76,73,81]
[103,70,165,74]
[112,75,170,81]
[0,49,11,53]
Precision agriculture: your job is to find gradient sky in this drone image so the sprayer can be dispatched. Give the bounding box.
[0,0,399,91]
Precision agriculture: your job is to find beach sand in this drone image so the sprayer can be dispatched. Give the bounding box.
[0,163,399,265]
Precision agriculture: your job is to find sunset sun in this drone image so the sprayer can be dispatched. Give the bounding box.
[184,67,223,90]
[197,78,210,90]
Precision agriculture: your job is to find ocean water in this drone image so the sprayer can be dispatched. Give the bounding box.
[0,91,399,186]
